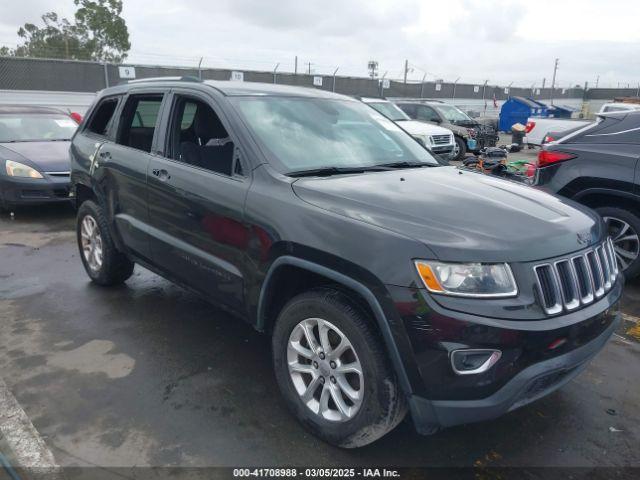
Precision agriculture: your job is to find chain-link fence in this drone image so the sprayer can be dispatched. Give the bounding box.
[1,54,636,118]
[0,55,591,99]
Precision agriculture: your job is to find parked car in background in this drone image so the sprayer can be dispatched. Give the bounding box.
[598,102,640,114]
[0,105,78,212]
[535,110,640,278]
[394,100,498,161]
[525,116,591,146]
[71,78,621,447]
[359,98,456,159]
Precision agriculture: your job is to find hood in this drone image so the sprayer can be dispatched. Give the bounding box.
[292,166,603,263]
[396,120,454,138]
[0,141,71,172]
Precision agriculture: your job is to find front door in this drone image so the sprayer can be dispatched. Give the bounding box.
[146,91,251,313]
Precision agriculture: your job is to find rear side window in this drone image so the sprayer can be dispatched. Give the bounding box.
[86,98,119,136]
[117,95,163,153]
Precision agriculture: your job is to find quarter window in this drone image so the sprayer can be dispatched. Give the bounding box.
[86,97,119,136]
[117,95,163,153]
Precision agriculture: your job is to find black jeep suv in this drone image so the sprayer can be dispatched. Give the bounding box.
[535,111,640,279]
[70,78,621,448]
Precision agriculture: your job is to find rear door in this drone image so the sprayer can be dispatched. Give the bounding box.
[94,89,168,262]
[569,115,640,197]
[146,88,251,313]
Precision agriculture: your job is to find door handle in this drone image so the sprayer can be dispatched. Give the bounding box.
[152,168,171,181]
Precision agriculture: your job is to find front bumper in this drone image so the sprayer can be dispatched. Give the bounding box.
[0,174,71,206]
[430,145,454,156]
[385,275,622,433]
[408,310,619,432]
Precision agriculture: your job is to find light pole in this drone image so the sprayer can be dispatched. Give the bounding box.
[419,73,426,98]
[332,67,339,92]
[273,63,279,84]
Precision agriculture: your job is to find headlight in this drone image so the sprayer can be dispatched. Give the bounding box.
[414,261,517,298]
[5,160,43,178]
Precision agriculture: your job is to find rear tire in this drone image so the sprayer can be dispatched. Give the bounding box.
[595,206,640,280]
[76,200,134,286]
[272,288,407,448]
[453,136,467,161]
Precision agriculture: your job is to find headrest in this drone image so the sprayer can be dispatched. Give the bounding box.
[193,105,227,141]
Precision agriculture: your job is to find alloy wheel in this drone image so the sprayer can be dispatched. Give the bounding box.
[287,317,364,422]
[80,215,103,272]
[604,216,640,271]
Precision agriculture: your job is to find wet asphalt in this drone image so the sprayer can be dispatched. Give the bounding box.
[0,203,639,475]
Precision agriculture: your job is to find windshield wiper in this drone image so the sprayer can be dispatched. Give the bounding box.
[378,161,434,169]
[287,165,392,177]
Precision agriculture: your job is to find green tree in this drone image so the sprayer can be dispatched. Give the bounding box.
[2,0,130,62]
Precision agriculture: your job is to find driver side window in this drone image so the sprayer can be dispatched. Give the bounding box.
[417,106,440,123]
[169,96,240,176]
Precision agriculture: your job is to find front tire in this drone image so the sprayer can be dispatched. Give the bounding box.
[595,206,640,279]
[76,200,134,286]
[272,288,406,448]
[453,136,467,161]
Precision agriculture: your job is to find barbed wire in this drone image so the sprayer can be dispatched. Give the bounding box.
[0,40,636,90]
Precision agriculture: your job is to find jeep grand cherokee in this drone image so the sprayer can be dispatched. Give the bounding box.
[70,78,621,448]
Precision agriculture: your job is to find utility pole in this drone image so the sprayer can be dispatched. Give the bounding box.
[550,58,559,105]
[294,56,298,75]
[595,75,599,88]
[197,57,203,80]
[403,59,409,84]
[307,62,312,75]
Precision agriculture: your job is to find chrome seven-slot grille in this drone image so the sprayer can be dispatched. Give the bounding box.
[534,238,619,315]
[431,134,452,145]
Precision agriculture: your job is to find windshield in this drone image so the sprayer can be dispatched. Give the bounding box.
[0,114,77,142]
[233,97,439,174]
[437,105,472,123]
[367,102,410,121]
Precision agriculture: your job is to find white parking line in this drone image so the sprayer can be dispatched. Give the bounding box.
[0,377,63,480]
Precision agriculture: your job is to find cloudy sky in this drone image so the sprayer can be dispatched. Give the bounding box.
[1,0,640,87]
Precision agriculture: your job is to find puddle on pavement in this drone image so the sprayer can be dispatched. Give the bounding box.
[47,340,135,379]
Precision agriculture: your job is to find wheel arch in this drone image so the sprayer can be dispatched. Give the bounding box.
[572,188,640,214]
[256,255,413,396]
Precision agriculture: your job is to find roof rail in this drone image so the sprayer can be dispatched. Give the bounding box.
[127,76,201,84]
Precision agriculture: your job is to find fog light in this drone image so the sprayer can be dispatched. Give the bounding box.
[450,349,501,375]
